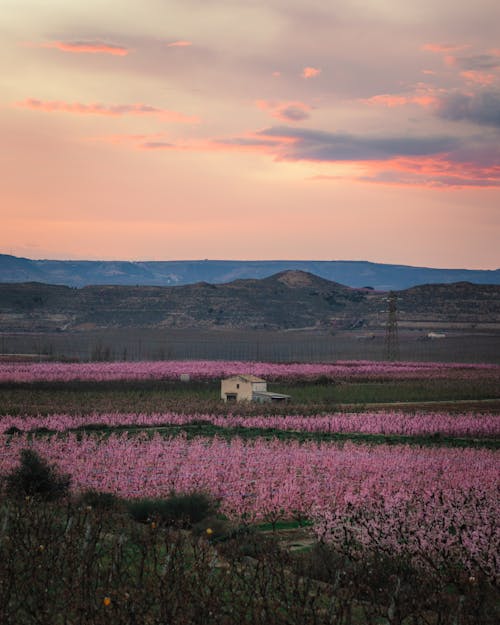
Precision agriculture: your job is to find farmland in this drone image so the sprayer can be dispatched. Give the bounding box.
[1,358,499,624]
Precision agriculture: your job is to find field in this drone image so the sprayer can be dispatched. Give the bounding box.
[2,326,500,364]
[1,358,499,624]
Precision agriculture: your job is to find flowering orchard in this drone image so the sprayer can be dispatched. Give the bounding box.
[2,410,499,438]
[0,359,498,383]
[1,433,498,582]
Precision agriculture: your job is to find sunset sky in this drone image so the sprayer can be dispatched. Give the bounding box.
[1,0,499,268]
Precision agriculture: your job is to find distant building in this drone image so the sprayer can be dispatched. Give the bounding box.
[220,375,291,403]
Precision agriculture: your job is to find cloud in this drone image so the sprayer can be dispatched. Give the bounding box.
[355,166,500,188]
[435,91,500,128]
[256,100,312,122]
[15,98,200,123]
[454,54,500,71]
[420,44,500,74]
[460,70,495,85]
[216,126,499,188]
[166,41,193,47]
[139,141,175,149]
[255,126,459,161]
[89,124,500,189]
[42,40,129,56]
[365,93,436,108]
[87,133,170,146]
[301,66,321,79]
[422,43,470,53]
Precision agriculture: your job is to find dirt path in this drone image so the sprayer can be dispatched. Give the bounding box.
[336,398,500,412]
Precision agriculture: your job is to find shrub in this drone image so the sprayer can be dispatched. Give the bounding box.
[75,489,123,511]
[4,426,22,435]
[127,492,216,527]
[3,448,71,501]
[192,516,235,542]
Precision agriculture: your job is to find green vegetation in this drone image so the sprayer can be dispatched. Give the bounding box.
[0,371,498,624]
[274,378,500,404]
[127,493,217,527]
[4,448,71,501]
[12,423,500,450]
[1,377,499,417]
[0,497,497,625]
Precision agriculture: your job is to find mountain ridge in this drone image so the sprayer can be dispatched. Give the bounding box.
[1,270,499,333]
[1,254,499,291]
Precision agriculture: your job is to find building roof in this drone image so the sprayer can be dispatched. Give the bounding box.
[223,374,266,383]
[252,391,291,399]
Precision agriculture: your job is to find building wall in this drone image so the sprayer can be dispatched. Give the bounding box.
[252,382,267,393]
[220,378,268,401]
[221,378,253,401]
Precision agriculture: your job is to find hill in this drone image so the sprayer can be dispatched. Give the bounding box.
[1,254,499,290]
[0,271,499,333]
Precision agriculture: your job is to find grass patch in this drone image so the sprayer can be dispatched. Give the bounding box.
[1,377,499,417]
[127,492,217,527]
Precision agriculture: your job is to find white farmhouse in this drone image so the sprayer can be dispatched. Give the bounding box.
[220,375,291,403]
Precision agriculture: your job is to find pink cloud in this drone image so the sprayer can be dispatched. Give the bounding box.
[301,66,321,79]
[256,100,312,122]
[422,43,470,53]
[460,70,496,85]
[15,98,200,123]
[355,156,500,189]
[166,41,192,47]
[88,133,170,146]
[364,93,436,109]
[42,40,129,56]
[88,126,500,189]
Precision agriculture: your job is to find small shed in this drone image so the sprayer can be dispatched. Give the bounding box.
[220,375,291,403]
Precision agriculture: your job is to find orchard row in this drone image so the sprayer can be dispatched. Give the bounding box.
[2,410,499,438]
[1,433,498,582]
[1,358,498,383]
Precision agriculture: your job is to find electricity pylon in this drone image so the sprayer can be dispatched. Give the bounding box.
[385,291,400,361]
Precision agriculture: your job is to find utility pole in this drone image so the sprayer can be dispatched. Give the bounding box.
[385,291,400,361]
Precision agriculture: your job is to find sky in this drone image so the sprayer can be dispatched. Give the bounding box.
[1,0,499,269]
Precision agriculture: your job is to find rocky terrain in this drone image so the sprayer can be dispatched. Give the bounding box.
[1,271,499,333]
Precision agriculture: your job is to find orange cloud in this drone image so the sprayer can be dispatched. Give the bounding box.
[422,43,470,53]
[301,66,321,79]
[255,100,312,122]
[89,126,500,189]
[310,156,500,189]
[87,133,170,146]
[356,156,500,188]
[365,93,436,108]
[42,40,129,55]
[460,70,496,85]
[15,98,200,123]
[166,41,192,47]
[90,131,294,155]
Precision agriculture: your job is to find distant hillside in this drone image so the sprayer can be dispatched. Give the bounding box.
[1,254,499,290]
[1,271,499,333]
